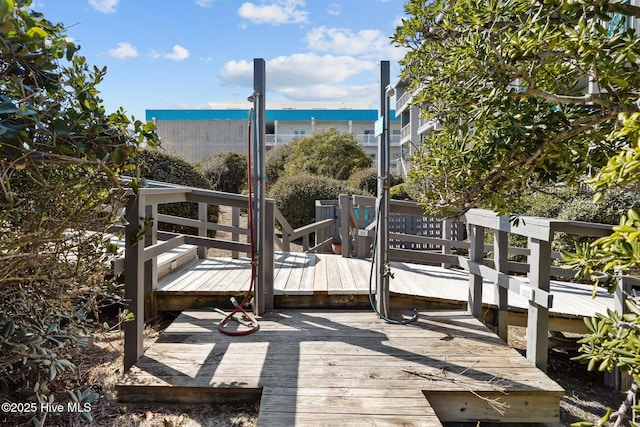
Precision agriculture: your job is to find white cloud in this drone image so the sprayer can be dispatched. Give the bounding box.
[306,26,402,59]
[220,53,374,89]
[276,83,377,103]
[195,0,214,7]
[88,0,119,14]
[163,45,190,61]
[148,49,161,60]
[108,42,138,59]
[238,0,308,25]
[327,3,341,16]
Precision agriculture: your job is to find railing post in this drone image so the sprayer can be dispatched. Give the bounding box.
[468,224,485,319]
[494,226,509,341]
[615,274,634,315]
[441,218,452,269]
[526,237,551,372]
[605,273,634,389]
[232,206,240,259]
[354,197,374,259]
[144,203,158,320]
[123,192,145,373]
[197,202,207,259]
[339,194,351,257]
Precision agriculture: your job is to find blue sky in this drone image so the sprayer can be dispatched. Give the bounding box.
[34,0,408,121]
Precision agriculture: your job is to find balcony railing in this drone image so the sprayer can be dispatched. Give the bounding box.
[418,117,439,134]
[401,124,411,141]
[396,91,412,113]
[266,134,401,147]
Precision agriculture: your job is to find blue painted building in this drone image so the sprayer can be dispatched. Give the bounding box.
[146,107,401,167]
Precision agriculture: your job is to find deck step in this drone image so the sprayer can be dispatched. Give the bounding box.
[258,387,441,427]
[117,309,563,425]
[157,244,198,279]
[154,253,614,333]
[111,242,197,279]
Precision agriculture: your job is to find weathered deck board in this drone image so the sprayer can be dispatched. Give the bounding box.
[156,252,614,324]
[117,309,564,425]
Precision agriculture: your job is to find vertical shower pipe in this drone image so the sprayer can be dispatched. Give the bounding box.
[253,58,267,314]
[376,60,391,317]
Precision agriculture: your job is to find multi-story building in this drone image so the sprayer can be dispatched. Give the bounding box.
[393,81,440,179]
[394,7,640,181]
[146,102,401,168]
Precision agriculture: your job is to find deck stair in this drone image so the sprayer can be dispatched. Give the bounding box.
[153,253,614,334]
[117,309,564,425]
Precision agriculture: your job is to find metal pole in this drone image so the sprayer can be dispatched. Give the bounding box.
[253,58,267,314]
[376,60,391,317]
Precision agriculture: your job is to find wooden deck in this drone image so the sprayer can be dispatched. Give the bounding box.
[117,309,564,425]
[155,252,614,332]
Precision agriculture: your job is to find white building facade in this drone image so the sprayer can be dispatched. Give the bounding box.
[147,104,401,168]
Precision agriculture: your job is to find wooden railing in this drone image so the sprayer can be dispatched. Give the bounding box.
[329,196,626,372]
[122,182,275,372]
[461,209,614,371]
[274,207,336,253]
[330,194,465,266]
[119,184,630,374]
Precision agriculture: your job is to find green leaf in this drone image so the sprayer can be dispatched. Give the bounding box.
[0,101,19,114]
[0,0,14,18]
[26,26,47,39]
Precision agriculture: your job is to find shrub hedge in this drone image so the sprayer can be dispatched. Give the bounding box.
[390,183,415,200]
[265,144,292,190]
[513,186,640,253]
[269,173,358,229]
[136,150,219,233]
[199,151,248,194]
[346,168,404,196]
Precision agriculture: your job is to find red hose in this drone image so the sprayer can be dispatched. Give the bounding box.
[218,109,259,336]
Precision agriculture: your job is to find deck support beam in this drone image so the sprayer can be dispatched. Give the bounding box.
[468,224,484,319]
[144,203,158,320]
[526,237,551,372]
[494,229,509,341]
[124,193,145,373]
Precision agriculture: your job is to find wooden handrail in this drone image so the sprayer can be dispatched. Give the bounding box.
[156,213,250,236]
[462,208,615,372]
[333,198,621,372]
[122,181,622,377]
[123,183,275,372]
[273,204,337,252]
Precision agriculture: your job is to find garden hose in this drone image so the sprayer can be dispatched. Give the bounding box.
[215,108,260,336]
[368,194,419,325]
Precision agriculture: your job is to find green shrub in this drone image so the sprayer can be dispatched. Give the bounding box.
[199,151,248,194]
[283,128,372,180]
[512,186,640,253]
[265,143,292,189]
[390,183,414,200]
[269,173,357,229]
[0,2,158,419]
[516,186,581,218]
[347,168,404,196]
[507,186,586,254]
[554,188,640,252]
[136,150,219,233]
